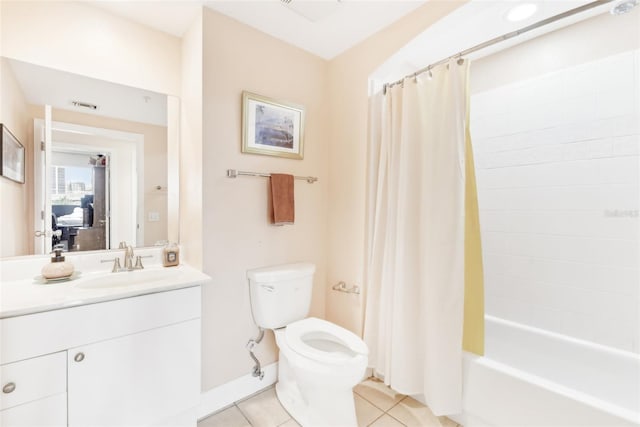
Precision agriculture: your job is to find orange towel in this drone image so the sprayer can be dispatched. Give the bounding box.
[270,174,295,225]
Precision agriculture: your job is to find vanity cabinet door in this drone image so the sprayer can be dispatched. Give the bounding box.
[67,319,199,426]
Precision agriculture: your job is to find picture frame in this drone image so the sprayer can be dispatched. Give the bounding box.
[242,91,305,160]
[0,124,25,184]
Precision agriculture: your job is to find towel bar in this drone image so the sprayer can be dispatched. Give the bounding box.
[227,169,318,184]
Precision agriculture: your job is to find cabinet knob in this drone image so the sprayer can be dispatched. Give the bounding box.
[2,382,16,394]
[74,352,85,362]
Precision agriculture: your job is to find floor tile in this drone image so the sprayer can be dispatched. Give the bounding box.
[369,414,406,427]
[354,378,406,411]
[278,418,301,427]
[387,396,442,427]
[198,405,250,427]
[354,393,384,427]
[439,416,459,427]
[237,387,291,427]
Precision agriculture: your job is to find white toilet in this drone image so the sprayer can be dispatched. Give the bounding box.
[247,263,369,427]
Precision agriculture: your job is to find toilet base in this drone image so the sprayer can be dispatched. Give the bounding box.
[275,351,359,427]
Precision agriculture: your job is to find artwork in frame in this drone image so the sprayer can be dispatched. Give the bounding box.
[0,124,25,184]
[242,91,305,160]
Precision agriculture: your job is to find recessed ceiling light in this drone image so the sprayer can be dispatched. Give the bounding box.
[505,3,538,22]
[610,0,639,15]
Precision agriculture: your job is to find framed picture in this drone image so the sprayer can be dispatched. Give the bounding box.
[0,124,25,184]
[242,91,305,160]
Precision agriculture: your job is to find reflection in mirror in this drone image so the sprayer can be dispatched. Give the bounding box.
[50,150,109,252]
[0,57,176,257]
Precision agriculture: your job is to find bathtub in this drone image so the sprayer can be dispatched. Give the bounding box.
[452,315,640,427]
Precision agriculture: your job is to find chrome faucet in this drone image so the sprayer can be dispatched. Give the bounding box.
[101,242,152,273]
[124,246,134,271]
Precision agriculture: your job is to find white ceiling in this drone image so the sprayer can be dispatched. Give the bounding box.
[86,0,427,60]
[373,0,614,82]
[7,0,619,128]
[7,58,167,126]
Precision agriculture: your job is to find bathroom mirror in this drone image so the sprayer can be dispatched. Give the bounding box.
[1,57,179,257]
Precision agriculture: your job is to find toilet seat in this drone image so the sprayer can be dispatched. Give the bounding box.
[284,317,368,365]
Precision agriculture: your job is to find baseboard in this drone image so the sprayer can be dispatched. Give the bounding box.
[197,362,278,420]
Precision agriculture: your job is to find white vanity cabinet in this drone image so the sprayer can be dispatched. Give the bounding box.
[0,285,201,427]
[0,352,67,426]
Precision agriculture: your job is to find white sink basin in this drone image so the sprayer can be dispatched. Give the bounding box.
[76,268,182,289]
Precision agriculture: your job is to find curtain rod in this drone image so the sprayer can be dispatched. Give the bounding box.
[385,0,614,90]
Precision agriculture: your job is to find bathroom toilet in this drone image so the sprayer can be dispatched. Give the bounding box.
[247,263,369,427]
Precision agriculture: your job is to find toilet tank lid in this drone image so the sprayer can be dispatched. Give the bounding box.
[247,262,316,283]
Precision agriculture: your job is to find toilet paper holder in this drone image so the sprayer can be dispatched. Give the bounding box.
[332,281,360,295]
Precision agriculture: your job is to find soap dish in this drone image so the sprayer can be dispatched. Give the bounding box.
[34,271,81,285]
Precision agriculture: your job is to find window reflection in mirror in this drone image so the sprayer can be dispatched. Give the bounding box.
[51,151,109,251]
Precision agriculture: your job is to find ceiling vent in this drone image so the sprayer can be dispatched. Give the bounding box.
[72,101,98,110]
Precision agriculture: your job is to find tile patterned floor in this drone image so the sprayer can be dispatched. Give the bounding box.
[199,378,462,427]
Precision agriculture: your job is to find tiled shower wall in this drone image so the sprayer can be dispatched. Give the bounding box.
[470,50,640,353]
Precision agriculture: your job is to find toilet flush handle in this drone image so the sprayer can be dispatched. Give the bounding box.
[261,285,275,292]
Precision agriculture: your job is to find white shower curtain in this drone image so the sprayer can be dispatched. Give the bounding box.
[364,59,469,416]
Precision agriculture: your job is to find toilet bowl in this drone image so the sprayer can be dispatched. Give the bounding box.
[247,263,369,427]
[274,318,368,427]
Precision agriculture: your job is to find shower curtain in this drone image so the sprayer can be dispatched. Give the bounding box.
[363,58,484,416]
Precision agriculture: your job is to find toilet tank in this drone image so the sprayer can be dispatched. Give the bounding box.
[247,263,315,329]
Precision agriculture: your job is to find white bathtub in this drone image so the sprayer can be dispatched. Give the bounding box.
[453,316,640,427]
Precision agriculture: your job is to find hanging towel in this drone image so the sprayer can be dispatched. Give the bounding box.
[270,174,295,225]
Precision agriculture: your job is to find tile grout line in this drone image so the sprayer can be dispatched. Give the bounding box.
[353,383,408,413]
[382,396,408,427]
[384,411,408,427]
[364,395,409,412]
[234,403,252,426]
[366,411,387,427]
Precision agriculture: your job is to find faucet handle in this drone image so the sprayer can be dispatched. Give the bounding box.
[134,255,153,270]
[124,246,134,270]
[101,257,123,273]
[134,256,144,270]
[112,257,122,273]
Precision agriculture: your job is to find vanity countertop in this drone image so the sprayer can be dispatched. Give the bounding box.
[0,263,210,319]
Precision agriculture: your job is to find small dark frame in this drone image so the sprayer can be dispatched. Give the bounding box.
[0,124,25,184]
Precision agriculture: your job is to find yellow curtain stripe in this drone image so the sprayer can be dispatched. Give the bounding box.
[463,71,485,356]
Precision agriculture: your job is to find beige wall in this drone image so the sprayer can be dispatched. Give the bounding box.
[471,10,640,93]
[1,1,181,96]
[325,1,467,334]
[29,107,169,247]
[200,8,330,390]
[0,59,32,257]
[179,11,204,270]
